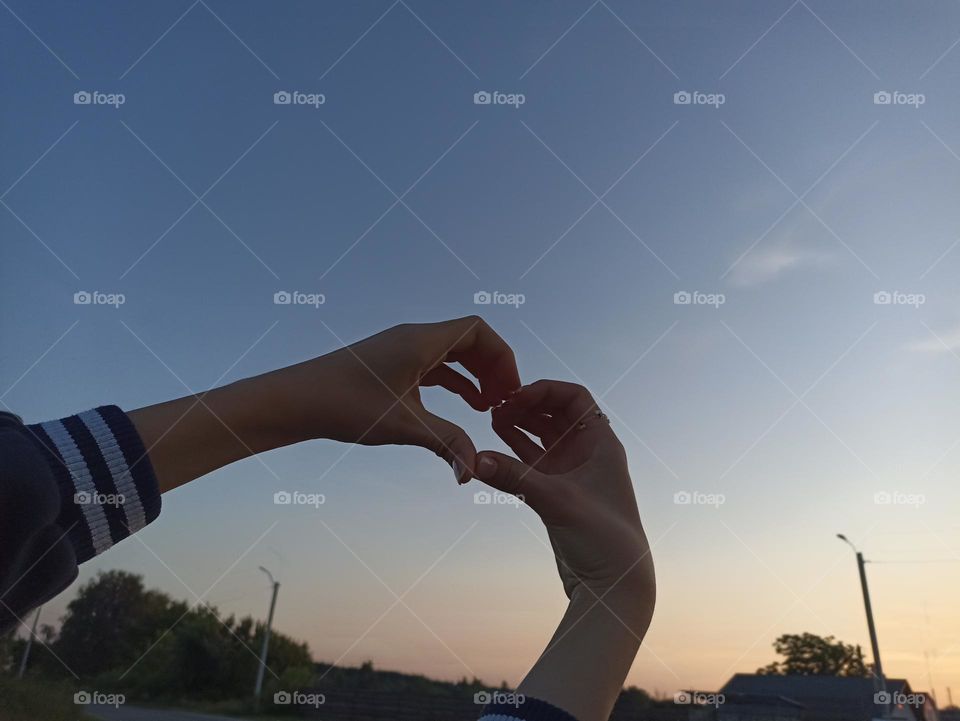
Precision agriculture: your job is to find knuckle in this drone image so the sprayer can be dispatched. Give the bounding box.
[425,434,449,460]
[562,380,592,397]
[460,315,489,335]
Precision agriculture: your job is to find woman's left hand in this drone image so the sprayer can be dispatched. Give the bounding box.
[132,316,520,492]
[246,316,521,483]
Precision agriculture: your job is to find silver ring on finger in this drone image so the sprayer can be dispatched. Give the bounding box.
[576,409,610,431]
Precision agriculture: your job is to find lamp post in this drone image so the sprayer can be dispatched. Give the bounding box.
[837,534,888,717]
[17,606,41,679]
[253,566,280,707]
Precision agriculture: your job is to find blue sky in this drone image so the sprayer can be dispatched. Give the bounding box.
[2,0,960,699]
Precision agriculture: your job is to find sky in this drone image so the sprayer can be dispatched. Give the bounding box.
[2,0,960,703]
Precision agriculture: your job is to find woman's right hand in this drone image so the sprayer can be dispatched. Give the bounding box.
[475,379,655,618]
[473,380,656,721]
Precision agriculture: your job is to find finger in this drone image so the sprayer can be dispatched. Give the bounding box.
[474,450,550,512]
[508,379,601,426]
[413,410,478,485]
[491,415,545,466]
[521,413,564,448]
[420,364,488,411]
[432,316,521,405]
[494,406,562,448]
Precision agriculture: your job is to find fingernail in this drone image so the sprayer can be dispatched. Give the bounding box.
[476,456,497,480]
[452,459,466,484]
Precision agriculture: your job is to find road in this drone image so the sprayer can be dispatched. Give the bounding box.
[86,705,249,721]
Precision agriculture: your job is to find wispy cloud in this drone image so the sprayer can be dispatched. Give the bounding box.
[905,325,960,354]
[728,243,830,287]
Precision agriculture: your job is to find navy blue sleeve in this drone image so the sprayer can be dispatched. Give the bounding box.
[479,694,580,721]
[0,407,161,634]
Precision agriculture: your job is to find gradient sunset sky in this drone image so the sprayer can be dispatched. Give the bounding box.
[2,0,960,702]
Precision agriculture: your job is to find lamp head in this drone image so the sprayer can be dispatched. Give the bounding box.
[258,566,276,585]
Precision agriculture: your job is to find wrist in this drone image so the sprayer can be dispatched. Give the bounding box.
[221,354,339,449]
[214,373,309,452]
[567,588,649,645]
[568,563,656,638]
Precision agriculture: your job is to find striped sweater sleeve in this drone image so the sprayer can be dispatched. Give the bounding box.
[480,696,580,721]
[0,406,161,633]
[23,405,161,563]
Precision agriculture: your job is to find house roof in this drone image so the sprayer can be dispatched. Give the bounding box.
[719,692,806,710]
[720,674,911,721]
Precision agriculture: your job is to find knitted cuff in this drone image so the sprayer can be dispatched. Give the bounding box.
[25,405,161,563]
[480,695,580,721]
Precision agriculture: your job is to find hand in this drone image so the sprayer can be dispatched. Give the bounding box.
[131,317,520,492]
[473,380,655,721]
[475,380,654,618]
[232,316,521,483]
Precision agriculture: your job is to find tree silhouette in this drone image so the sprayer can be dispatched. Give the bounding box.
[757,632,869,677]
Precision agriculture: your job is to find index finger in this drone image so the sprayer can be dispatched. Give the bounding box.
[433,316,521,405]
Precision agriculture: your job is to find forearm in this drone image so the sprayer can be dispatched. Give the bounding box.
[517,588,653,721]
[127,369,314,494]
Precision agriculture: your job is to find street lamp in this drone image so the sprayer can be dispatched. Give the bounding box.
[837,534,887,716]
[17,606,41,679]
[253,566,280,707]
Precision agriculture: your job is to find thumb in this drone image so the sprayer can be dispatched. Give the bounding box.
[475,450,548,511]
[416,410,477,485]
